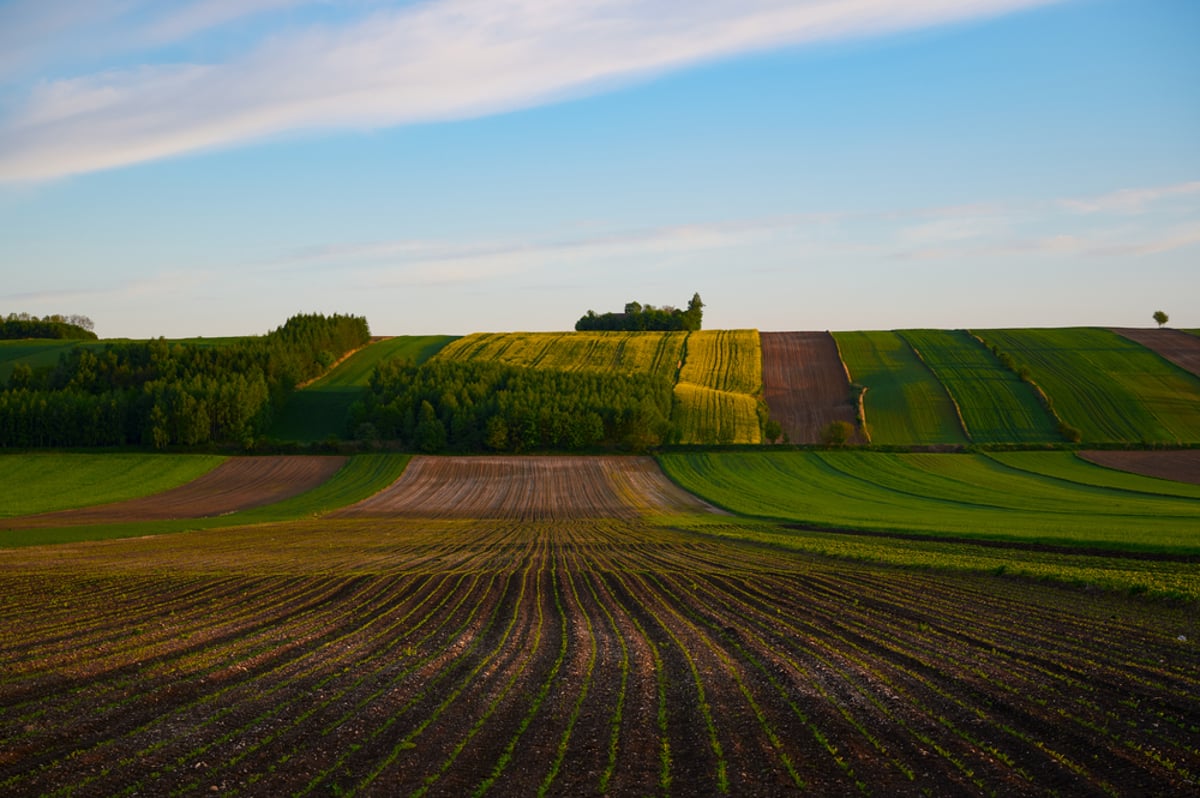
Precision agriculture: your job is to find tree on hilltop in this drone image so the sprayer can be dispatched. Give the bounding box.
[575,292,703,332]
[1153,310,1169,328]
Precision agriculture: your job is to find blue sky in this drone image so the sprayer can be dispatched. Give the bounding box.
[0,0,1196,338]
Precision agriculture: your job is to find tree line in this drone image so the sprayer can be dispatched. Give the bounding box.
[575,293,704,332]
[1,313,97,340]
[0,314,369,448]
[349,359,676,452]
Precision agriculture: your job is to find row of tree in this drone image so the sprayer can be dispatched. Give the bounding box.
[1,313,97,340]
[0,313,369,448]
[349,359,676,452]
[575,293,704,332]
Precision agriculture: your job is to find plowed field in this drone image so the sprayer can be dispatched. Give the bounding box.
[3,456,346,528]
[334,456,718,520]
[1080,449,1200,486]
[1114,327,1200,378]
[2,511,1195,796]
[760,331,860,443]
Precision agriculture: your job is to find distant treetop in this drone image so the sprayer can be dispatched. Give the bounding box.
[1,312,97,340]
[576,292,704,332]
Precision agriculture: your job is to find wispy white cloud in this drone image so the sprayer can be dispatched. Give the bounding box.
[1060,181,1200,215]
[0,0,1064,182]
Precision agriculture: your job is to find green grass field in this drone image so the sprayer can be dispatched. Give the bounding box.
[270,336,454,442]
[978,328,1200,443]
[659,451,1200,554]
[0,453,410,547]
[0,453,226,517]
[832,331,967,445]
[898,329,1061,443]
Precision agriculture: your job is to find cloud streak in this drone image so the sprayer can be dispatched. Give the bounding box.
[0,0,1064,182]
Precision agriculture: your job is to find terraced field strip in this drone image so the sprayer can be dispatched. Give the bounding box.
[674,329,762,444]
[759,331,861,444]
[1079,450,1200,487]
[335,455,715,520]
[977,328,1200,443]
[436,330,687,382]
[1,511,1194,794]
[4,456,346,529]
[0,453,226,517]
[270,336,455,442]
[832,330,967,445]
[898,329,1060,443]
[1113,327,1200,378]
[659,451,1200,553]
[0,454,411,547]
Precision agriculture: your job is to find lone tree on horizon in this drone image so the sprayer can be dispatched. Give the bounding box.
[1153,310,1169,328]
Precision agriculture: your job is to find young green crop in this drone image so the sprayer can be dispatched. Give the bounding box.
[897,329,1060,443]
[832,331,967,445]
[0,453,225,517]
[658,451,1200,554]
[0,453,410,547]
[977,327,1200,443]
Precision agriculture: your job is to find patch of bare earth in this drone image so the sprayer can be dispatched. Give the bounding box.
[1113,327,1200,378]
[3,456,346,528]
[333,455,718,520]
[1079,449,1200,485]
[760,331,862,444]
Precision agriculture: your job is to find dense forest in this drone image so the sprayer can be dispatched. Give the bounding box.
[350,359,675,452]
[1,313,97,340]
[0,314,369,448]
[575,293,704,332]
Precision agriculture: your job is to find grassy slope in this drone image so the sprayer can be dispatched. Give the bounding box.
[0,453,410,547]
[978,328,1200,443]
[0,454,226,517]
[270,336,455,442]
[658,451,1200,553]
[832,331,967,445]
[898,329,1061,443]
[0,340,95,383]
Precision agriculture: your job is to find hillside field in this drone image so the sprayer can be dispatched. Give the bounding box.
[977,328,1200,444]
[270,336,455,442]
[1,456,1196,796]
[3,324,1199,795]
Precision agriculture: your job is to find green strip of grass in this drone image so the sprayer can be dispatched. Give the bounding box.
[0,453,226,517]
[898,329,1060,443]
[658,451,1200,554]
[668,515,1200,601]
[977,327,1200,444]
[0,453,410,547]
[831,331,966,445]
[984,450,1200,500]
[270,336,455,442]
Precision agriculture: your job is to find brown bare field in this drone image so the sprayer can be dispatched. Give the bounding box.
[760,331,861,443]
[4,456,346,528]
[1,515,1194,796]
[334,455,719,520]
[1080,449,1200,486]
[1113,327,1200,378]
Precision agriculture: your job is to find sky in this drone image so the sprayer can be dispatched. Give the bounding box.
[0,0,1196,338]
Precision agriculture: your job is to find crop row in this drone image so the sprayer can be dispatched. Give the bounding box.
[1,516,1195,795]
